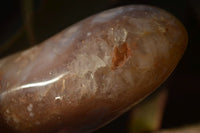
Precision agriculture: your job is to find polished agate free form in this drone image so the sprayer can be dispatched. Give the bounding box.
[0,5,187,133]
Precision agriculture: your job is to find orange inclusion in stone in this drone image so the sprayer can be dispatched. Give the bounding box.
[111,42,132,70]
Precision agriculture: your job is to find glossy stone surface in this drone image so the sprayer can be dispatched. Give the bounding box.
[0,5,187,133]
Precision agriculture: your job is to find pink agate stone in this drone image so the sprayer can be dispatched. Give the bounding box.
[0,5,187,133]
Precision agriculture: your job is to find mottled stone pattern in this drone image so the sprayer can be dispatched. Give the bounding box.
[0,5,187,133]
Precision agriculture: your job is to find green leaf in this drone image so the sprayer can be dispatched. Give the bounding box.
[155,124,200,133]
[128,88,168,133]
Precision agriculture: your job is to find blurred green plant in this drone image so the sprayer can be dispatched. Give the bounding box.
[129,88,168,133]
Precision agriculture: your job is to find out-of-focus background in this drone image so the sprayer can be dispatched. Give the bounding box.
[0,0,199,133]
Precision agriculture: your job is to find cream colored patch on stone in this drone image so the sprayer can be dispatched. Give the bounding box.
[92,7,123,23]
[6,109,10,114]
[72,54,106,75]
[108,28,128,45]
[61,79,66,93]
[87,32,92,36]
[55,96,62,101]
[55,96,61,100]
[27,104,33,112]
[29,112,34,117]
[65,25,79,37]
